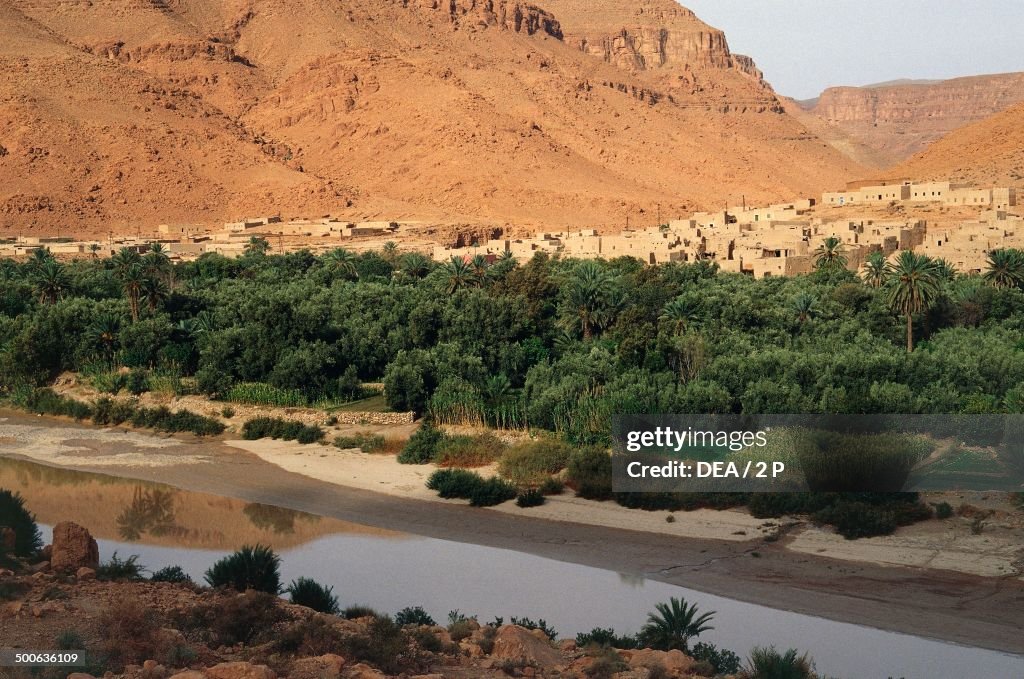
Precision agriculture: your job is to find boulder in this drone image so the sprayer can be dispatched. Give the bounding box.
[77,567,96,581]
[50,522,99,571]
[204,663,276,679]
[289,654,345,679]
[491,625,563,668]
[168,672,205,679]
[624,649,695,675]
[344,664,389,679]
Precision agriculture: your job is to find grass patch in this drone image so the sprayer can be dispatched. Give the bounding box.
[434,432,507,468]
[499,438,573,486]
[241,417,324,444]
[333,432,386,453]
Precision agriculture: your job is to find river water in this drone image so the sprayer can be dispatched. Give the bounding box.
[3,455,1023,679]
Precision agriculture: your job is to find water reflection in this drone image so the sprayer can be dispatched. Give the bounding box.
[117,487,181,541]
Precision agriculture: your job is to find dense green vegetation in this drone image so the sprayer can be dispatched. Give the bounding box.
[204,544,282,593]
[4,246,1024,435]
[0,489,43,558]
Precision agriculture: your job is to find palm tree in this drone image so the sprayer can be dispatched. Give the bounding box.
[382,241,398,262]
[660,297,697,335]
[145,243,172,283]
[111,247,141,276]
[0,259,20,282]
[245,236,270,257]
[120,263,147,322]
[813,236,847,270]
[861,251,886,288]
[322,248,358,280]
[141,275,170,312]
[739,646,815,679]
[89,243,102,259]
[442,256,479,294]
[932,257,958,284]
[983,248,1024,290]
[561,260,619,340]
[497,251,517,266]
[28,247,54,270]
[791,292,818,324]
[400,252,433,279]
[470,254,489,279]
[639,597,715,652]
[31,259,69,304]
[885,251,942,352]
[86,312,122,362]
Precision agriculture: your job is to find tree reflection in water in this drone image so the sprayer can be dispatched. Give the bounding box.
[116,486,183,541]
[243,502,319,534]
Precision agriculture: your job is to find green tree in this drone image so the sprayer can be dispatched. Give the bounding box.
[983,248,1024,289]
[322,248,358,280]
[245,236,270,257]
[119,263,147,322]
[442,256,480,294]
[660,297,697,335]
[813,236,847,270]
[885,250,942,352]
[560,260,619,340]
[638,597,715,651]
[861,251,886,288]
[791,293,818,324]
[31,259,70,305]
[86,312,122,363]
[400,252,433,279]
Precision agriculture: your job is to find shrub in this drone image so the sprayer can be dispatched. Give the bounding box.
[508,616,557,640]
[0,489,43,557]
[97,553,145,581]
[277,616,344,655]
[499,439,573,485]
[92,397,136,426]
[127,368,151,395]
[98,599,164,668]
[0,581,30,601]
[739,646,814,679]
[467,477,517,507]
[204,544,282,593]
[286,577,339,614]
[242,417,324,444]
[812,501,897,539]
[397,421,444,464]
[93,372,127,395]
[691,642,741,675]
[409,627,444,653]
[131,406,226,436]
[221,406,236,418]
[540,478,565,495]
[426,468,483,498]
[55,629,84,651]
[447,619,474,642]
[334,432,386,453]
[151,565,193,584]
[516,489,545,508]
[341,615,407,673]
[584,647,629,679]
[932,501,954,519]
[434,432,507,468]
[184,591,284,646]
[13,388,93,421]
[343,605,379,620]
[575,627,639,649]
[566,447,613,500]
[395,605,436,626]
[639,597,714,651]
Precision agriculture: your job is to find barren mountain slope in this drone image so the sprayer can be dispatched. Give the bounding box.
[803,72,1024,165]
[890,103,1024,187]
[0,0,864,237]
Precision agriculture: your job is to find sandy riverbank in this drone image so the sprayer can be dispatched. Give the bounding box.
[2,410,1024,655]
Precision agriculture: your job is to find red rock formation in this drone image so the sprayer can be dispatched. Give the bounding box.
[50,521,99,571]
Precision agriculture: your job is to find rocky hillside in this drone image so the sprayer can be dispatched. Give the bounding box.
[890,102,1024,187]
[802,72,1024,165]
[0,0,864,237]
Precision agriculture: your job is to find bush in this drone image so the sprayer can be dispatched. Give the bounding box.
[508,616,557,640]
[575,627,639,649]
[409,627,444,652]
[98,599,164,668]
[426,468,483,498]
[92,397,136,426]
[566,447,613,500]
[397,421,444,464]
[131,405,226,436]
[0,581,30,601]
[183,591,284,646]
[334,432,386,453]
[343,605,379,620]
[97,553,145,581]
[221,406,236,418]
[812,501,897,539]
[467,477,518,507]
[516,489,545,508]
[127,368,151,395]
[151,565,193,584]
[434,432,507,468]
[499,439,573,485]
[13,388,93,421]
[277,616,344,656]
[286,577,339,614]
[395,605,436,626]
[204,544,281,593]
[740,646,814,679]
[691,642,741,676]
[241,417,324,444]
[932,501,954,519]
[540,477,565,495]
[341,615,407,673]
[55,629,84,651]
[0,489,43,557]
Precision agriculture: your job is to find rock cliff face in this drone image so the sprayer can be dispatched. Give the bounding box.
[413,0,562,38]
[804,72,1024,164]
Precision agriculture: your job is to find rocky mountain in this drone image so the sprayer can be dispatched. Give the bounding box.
[0,0,865,237]
[891,102,1024,187]
[802,72,1024,166]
